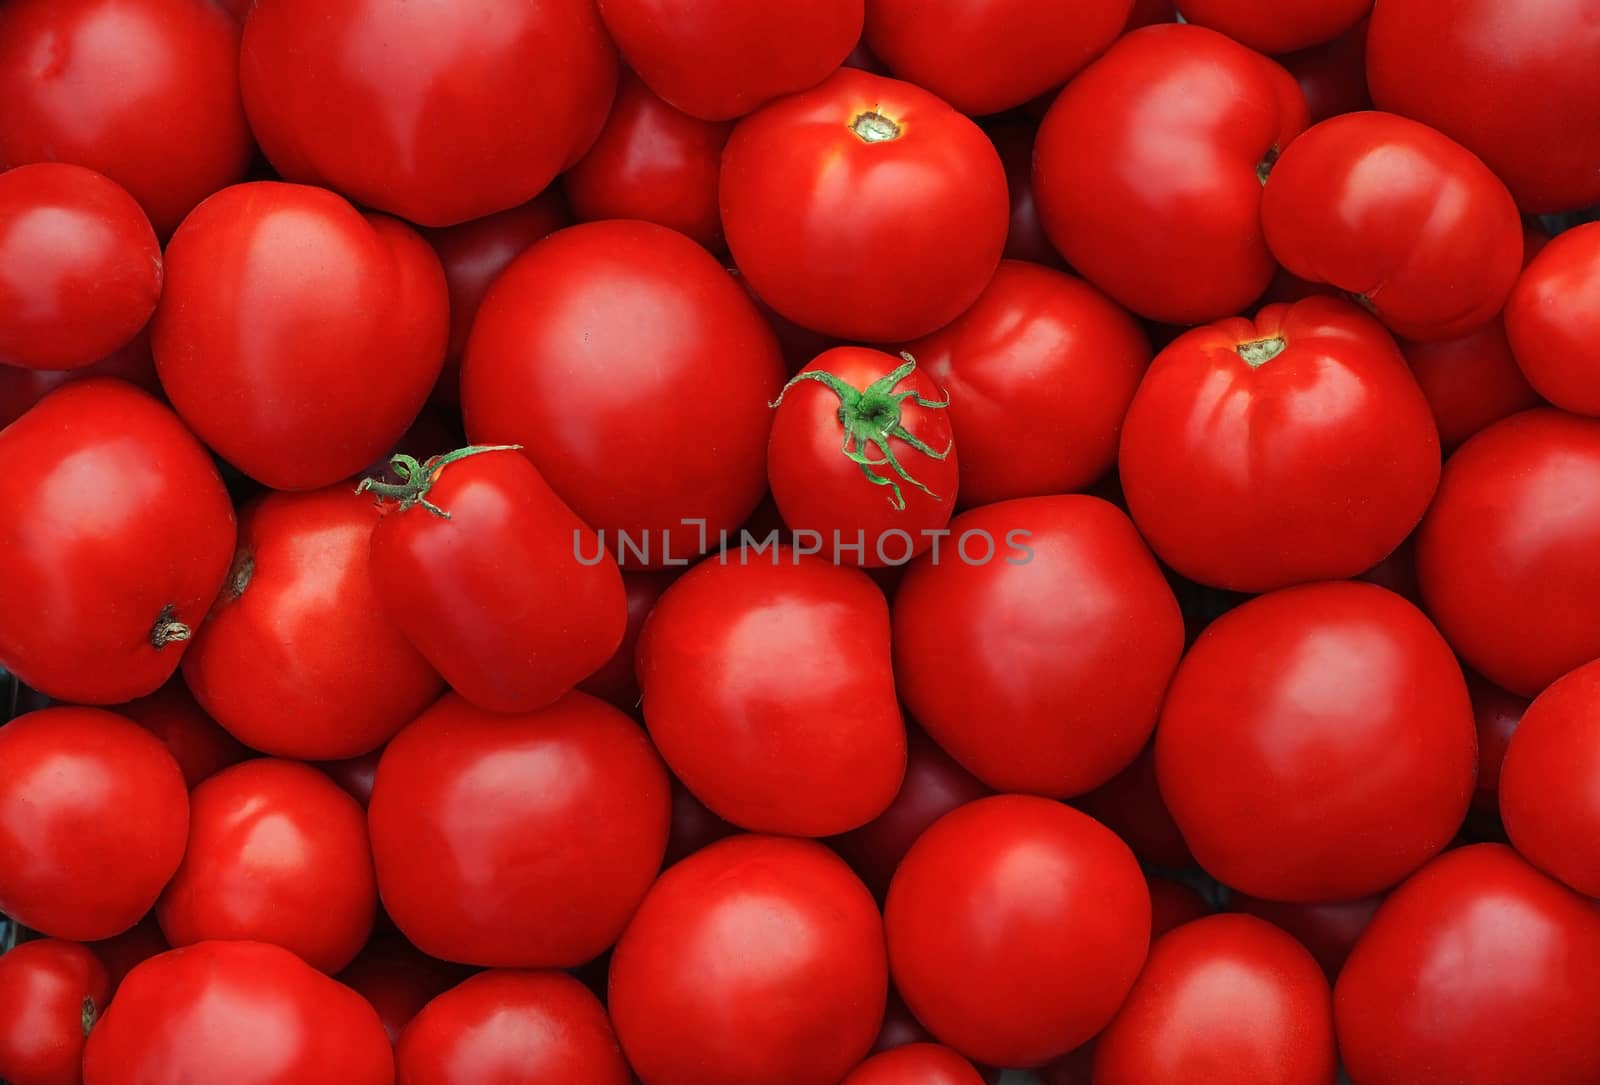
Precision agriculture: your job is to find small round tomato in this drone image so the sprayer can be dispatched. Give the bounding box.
[1505,221,1600,415]
[0,939,109,1085]
[885,796,1150,1068]
[115,678,250,788]
[1176,0,1367,53]
[0,708,188,941]
[609,835,887,1085]
[985,119,1064,268]
[1119,296,1440,592]
[1147,876,1211,940]
[721,68,1008,342]
[1228,894,1382,978]
[579,570,677,712]
[0,329,159,430]
[1278,19,1371,123]
[335,936,469,1045]
[1401,319,1542,451]
[1074,742,1193,868]
[842,1043,986,1085]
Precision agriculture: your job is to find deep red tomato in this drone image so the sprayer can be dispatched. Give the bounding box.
[1074,742,1193,868]
[1262,112,1522,341]
[609,835,887,1085]
[721,68,1008,342]
[1156,581,1476,901]
[463,220,784,566]
[369,691,670,968]
[1119,296,1440,592]
[841,1044,985,1085]
[1228,894,1382,978]
[1335,844,1600,1085]
[82,941,392,1085]
[579,570,677,713]
[769,348,958,565]
[1401,318,1543,451]
[88,917,168,998]
[638,550,905,835]
[0,380,234,704]
[1147,875,1212,939]
[1415,409,1600,696]
[1034,24,1307,324]
[1277,19,1370,123]
[1093,915,1336,1085]
[0,329,159,430]
[985,120,1064,268]
[115,678,250,788]
[0,0,251,237]
[885,796,1150,1067]
[596,0,861,121]
[862,0,1130,115]
[1465,671,1526,823]
[0,939,109,1085]
[892,495,1184,797]
[904,260,1149,507]
[1504,221,1600,415]
[240,0,616,226]
[0,708,188,941]
[1176,0,1367,53]
[336,935,470,1046]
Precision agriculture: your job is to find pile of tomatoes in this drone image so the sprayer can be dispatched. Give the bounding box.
[2,0,1600,1083]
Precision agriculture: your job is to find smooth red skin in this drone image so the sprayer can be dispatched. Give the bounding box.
[0,709,188,940]
[1156,581,1476,902]
[1278,19,1370,124]
[564,72,732,252]
[88,917,168,997]
[1176,0,1367,53]
[597,0,861,121]
[0,939,110,1085]
[986,120,1064,268]
[1262,111,1522,341]
[1401,318,1542,451]
[240,0,615,227]
[842,1044,985,1085]
[1505,222,1600,416]
[1074,741,1193,868]
[1149,876,1212,939]
[892,495,1184,797]
[905,261,1149,507]
[182,486,444,760]
[0,329,159,430]
[862,0,1131,116]
[1335,844,1600,1085]
[1034,25,1308,324]
[1415,409,1600,696]
[82,941,393,1085]
[463,220,784,566]
[722,68,1009,343]
[579,570,676,712]
[1119,297,1441,592]
[885,796,1150,1068]
[318,749,382,808]
[115,679,250,788]
[1228,894,1381,978]
[1466,672,1526,819]
[337,937,470,1046]
[369,692,670,968]
[609,835,887,1085]
[1093,915,1336,1085]
[152,183,447,491]
[0,0,251,237]
[638,552,906,835]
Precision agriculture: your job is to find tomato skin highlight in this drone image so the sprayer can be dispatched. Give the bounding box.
[1505,221,1600,416]
[0,939,110,1085]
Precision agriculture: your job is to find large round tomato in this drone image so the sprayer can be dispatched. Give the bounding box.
[0,939,109,1085]
[1504,221,1600,416]
[335,936,468,1045]
[609,835,887,1085]
[1335,844,1600,1085]
[1034,24,1307,324]
[721,68,1008,342]
[1401,318,1542,451]
[841,1044,986,1085]
[115,678,250,788]
[1176,0,1367,53]
[1228,894,1381,978]
[1119,296,1440,592]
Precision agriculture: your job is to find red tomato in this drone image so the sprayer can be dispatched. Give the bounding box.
[1119,297,1440,592]
[1401,318,1543,451]
[609,835,887,1085]
[336,936,469,1046]
[1074,742,1193,868]
[0,939,109,1085]
[721,68,1008,342]
[769,348,958,565]
[885,796,1149,1067]
[1415,409,1600,696]
[1093,915,1336,1085]
[0,0,251,237]
[905,261,1149,506]
[892,495,1184,797]
[1034,24,1307,324]
[841,1044,985,1085]
[862,0,1131,116]
[661,780,736,868]
[463,220,784,566]
[1335,844,1600,1085]
[82,941,392,1085]
[1176,0,1367,53]
[0,329,159,430]
[0,381,234,704]
[240,0,615,227]
[579,570,677,713]
[1228,894,1382,978]
[317,749,382,809]
[1156,581,1476,901]
[1466,672,1526,822]
[985,119,1064,268]
[369,692,670,968]
[1367,0,1600,213]
[638,550,905,835]
[0,708,188,941]
[88,917,168,998]
[596,0,861,121]
[1261,112,1522,341]
[1505,222,1600,415]
[1148,875,1212,939]
[1277,19,1371,123]
[115,678,250,788]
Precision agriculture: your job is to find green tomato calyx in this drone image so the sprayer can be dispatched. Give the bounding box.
[356,444,523,520]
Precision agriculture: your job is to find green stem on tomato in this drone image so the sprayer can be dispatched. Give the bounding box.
[356,444,523,520]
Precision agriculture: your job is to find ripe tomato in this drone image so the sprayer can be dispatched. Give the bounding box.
[1176,0,1367,53]
[336,935,470,1045]
[1278,20,1370,123]
[885,796,1149,1067]
[1335,844,1600,1085]
[1261,112,1522,341]
[0,380,234,704]
[1119,296,1440,592]
[1227,894,1381,978]
[841,1044,985,1085]
[1093,915,1336,1085]
[1074,742,1193,868]
[0,708,188,941]
[1147,875,1211,939]
[905,261,1149,507]
[116,678,249,788]
[0,330,159,430]
[579,570,677,712]
[1504,221,1600,416]
[1401,319,1542,451]
[985,120,1064,268]
[1034,24,1307,324]
[0,939,109,1085]
[240,0,616,227]
[609,835,887,1085]
[892,495,1184,797]
[1156,581,1476,901]
[721,68,1008,342]
[82,941,393,1085]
